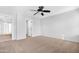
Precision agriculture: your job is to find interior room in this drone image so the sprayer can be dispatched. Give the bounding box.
[0,6,79,53]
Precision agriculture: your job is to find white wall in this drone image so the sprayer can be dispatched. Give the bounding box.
[32,18,42,37]
[12,7,26,40]
[40,9,79,42]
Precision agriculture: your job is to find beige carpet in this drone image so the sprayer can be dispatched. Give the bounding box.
[0,35,79,53]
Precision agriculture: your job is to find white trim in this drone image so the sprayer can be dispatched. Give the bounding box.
[64,38,79,43]
[32,34,42,37]
[42,35,64,40]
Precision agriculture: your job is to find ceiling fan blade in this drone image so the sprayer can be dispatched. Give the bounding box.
[33,11,39,15]
[42,10,50,13]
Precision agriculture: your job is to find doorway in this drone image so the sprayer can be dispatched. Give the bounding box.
[0,22,12,42]
[26,20,32,38]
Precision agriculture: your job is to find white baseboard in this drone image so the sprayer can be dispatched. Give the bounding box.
[42,34,64,40]
[32,34,42,37]
[64,38,79,42]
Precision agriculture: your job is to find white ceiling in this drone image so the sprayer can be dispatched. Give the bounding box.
[0,6,78,23]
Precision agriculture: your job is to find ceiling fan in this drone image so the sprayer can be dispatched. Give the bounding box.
[31,6,51,16]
